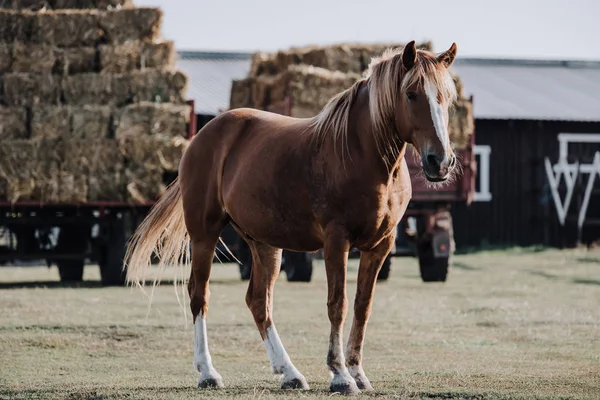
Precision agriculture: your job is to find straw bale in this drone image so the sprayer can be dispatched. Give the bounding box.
[130,69,188,104]
[151,102,190,137]
[0,10,33,42]
[59,138,124,201]
[54,47,97,75]
[50,0,94,8]
[229,77,254,109]
[114,101,189,138]
[99,41,139,73]
[249,42,433,77]
[11,42,55,73]
[30,10,101,47]
[3,73,61,106]
[70,105,111,139]
[0,44,11,73]
[100,8,162,44]
[62,72,131,106]
[154,135,188,173]
[95,0,134,9]
[30,105,70,139]
[448,99,474,149]
[13,0,50,10]
[140,40,175,69]
[50,0,131,8]
[0,107,27,140]
[117,132,165,202]
[0,139,61,203]
[113,102,154,138]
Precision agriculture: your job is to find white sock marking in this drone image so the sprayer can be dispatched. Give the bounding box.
[263,324,305,383]
[194,316,216,374]
[424,79,449,151]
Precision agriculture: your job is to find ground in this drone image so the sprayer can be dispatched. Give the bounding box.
[0,247,599,400]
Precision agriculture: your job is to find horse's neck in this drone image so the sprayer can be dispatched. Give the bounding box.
[347,84,407,175]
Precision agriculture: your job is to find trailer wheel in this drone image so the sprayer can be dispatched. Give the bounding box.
[416,211,454,283]
[377,254,392,281]
[57,260,84,282]
[282,251,313,282]
[56,225,88,283]
[99,216,127,286]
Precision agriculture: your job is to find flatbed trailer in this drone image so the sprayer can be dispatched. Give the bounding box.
[0,100,197,285]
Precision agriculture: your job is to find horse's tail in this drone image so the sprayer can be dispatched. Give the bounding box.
[123,177,190,292]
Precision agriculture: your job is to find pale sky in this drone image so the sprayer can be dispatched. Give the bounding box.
[135,0,599,60]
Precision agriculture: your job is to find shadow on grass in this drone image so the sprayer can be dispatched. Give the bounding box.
[452,261,480,271]
[526,270,560,280]
[0,278,246,290]
[572,278,600,286]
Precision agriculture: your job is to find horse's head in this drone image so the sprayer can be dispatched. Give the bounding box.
[400,41,458,182]
[367,41,459,182]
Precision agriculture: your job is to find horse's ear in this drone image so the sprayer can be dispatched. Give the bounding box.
[438,42,457,68]
[402,40,417,70]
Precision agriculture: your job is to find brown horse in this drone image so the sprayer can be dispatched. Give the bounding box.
[124,40,459,395]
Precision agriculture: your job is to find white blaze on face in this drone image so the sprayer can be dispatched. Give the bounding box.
[424,79,449,151]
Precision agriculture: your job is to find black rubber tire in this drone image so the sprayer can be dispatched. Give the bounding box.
[57,259,84,282]
[417,240,449,282]
[99,216,127,286]
[56,225,89,283]
[377,254,392,281]
[283,251,313,282]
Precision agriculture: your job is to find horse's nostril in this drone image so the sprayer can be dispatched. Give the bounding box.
[426,154,440,169]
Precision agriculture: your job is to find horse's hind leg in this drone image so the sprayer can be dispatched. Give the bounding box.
[189,237,224,389]
[345,234,395,391]
[245,241,309,390]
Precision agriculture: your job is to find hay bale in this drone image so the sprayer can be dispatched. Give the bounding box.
[50,0,95,8]
[70,105,111,139]
[61,138,124,202]
[54,47,97,75]
[0,44,11,73]
[11,42,55,73]
[30,105,70,139]
[448,99,474,149]
[140,40,175,69]
[13,0,50,10]
[114,102,190,138]
[100,8,162,44]
[230,77,255,109]
[0,139,61,203]
[130,69,188,104]
[114,102,154,138]
[0,107,27,140]
[99,41,139,73]
[30,10,102,47]
[117,132,165,202]
[151,102,190,137]
[62,72,131,106]
[0,10,33,42]
[3,73,61,106]
[155,135,188,173]
[95,0,134,9]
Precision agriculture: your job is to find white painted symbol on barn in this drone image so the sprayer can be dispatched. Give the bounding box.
[544,133,600,228]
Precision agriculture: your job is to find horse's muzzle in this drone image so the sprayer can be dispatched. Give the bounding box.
[422,153,456,182]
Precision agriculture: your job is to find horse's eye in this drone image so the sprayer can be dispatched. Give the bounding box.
[406,92,417,102]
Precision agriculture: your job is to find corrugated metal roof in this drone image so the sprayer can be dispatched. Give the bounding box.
[451,58,600,121]
[176,51,600,121]
[176,52,251,115]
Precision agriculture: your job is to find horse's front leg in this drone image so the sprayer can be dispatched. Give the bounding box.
[345,234,395,391]
[323,236,361,396]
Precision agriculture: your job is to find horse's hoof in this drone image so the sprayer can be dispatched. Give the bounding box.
[281,376,309,390]
[197,376,224,389]
[355,378,374,391]
[330,381,361,396]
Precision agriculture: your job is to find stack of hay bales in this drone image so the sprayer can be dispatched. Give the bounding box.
[230,42,474,149]
[0,0,190,204]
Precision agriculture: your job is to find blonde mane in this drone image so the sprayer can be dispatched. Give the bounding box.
[310,45,458,167]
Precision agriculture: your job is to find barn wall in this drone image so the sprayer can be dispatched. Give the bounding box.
[451,119,600,250]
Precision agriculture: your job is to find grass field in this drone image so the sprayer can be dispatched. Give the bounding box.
[1,247,599,400]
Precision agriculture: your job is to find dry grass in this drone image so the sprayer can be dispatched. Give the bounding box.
[0,247,599,399]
